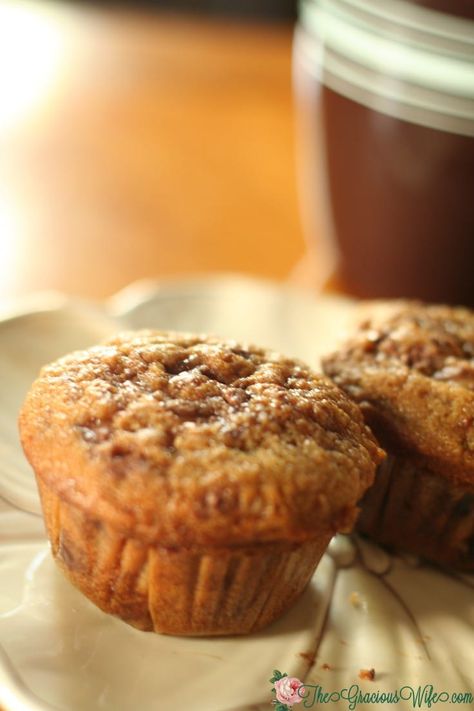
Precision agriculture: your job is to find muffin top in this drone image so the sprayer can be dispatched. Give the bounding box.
[20,330,382,546]
[323,302,474,483]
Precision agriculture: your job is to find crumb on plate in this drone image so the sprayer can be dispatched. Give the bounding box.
[298,652,316,665]
[349,591,362,608]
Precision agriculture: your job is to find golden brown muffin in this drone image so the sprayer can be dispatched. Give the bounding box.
[323,302,474,571]
[19,330,382,635]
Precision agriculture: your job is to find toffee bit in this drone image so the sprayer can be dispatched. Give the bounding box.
[359,668,375,681]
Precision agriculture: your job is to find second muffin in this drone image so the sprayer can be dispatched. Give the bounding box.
[323,302,474,571]
[19,330,382,635]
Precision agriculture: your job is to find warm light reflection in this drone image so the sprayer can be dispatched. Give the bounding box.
[0,3,63,130]
[0,190,23,298]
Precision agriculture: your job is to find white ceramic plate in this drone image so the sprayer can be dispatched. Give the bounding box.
[0,276,472,711]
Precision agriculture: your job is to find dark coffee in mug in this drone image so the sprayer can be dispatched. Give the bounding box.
[294,0,474,305]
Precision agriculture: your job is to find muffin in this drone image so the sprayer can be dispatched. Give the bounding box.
[19,330,382,635]
[323,302,474,571]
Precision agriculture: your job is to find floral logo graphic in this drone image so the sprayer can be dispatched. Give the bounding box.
[270,669,305,709]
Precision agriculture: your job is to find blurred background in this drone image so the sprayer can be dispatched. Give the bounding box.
[1,0,473,308]
[0,0,306,304]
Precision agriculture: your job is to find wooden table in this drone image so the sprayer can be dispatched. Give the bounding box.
[0,1,308,303]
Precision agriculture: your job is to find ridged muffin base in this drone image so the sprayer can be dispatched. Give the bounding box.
[37,478,332,635]
[357,454,474,571]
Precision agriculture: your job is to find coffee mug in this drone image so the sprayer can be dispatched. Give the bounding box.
[293,0,474,305]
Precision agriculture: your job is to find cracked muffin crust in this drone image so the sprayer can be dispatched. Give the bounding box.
[323,302,474,570]
[20,330,382,635]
